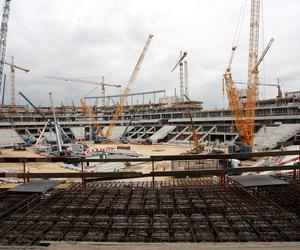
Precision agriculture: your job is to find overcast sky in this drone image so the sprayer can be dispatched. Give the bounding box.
[2,0,299,108]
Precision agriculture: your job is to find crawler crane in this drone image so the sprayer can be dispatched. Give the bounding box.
[223,0,274,150]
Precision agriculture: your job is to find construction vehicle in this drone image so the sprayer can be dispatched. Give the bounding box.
[171,51,188,101]
[5,57,30,106]
[44,76,121,106]
[223,0,274,152]
[187,111,202,154]
[105,34,154,140]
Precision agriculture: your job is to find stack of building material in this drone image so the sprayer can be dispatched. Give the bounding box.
[0,129,24,147]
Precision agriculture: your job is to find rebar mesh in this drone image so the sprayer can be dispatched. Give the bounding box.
[0,179,299,245]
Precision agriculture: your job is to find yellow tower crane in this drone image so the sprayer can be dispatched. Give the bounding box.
[4,57,30,106]
[105,34,154,140]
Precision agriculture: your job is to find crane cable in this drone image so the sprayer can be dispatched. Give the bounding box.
[260,0,266,99]
[232,0,248,47]
[223,0,248,101]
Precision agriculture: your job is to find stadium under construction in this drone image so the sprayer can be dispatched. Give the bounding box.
[1,0,300,248]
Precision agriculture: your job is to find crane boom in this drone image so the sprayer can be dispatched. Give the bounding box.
[223,71,245,142]
[19,91,50,122]
[105,34,154,139]
[188,111,201,153]
[4,61,30,72]
[45,76,121,107]
[44,76,121,88]
[235,81,279,87]
[252,38,274,73]
[171,52,187,72]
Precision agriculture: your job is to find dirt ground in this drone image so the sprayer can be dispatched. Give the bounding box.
[0,143,191,175]
[0,143,259,185]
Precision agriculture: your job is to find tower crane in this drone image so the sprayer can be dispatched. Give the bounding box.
[5,57,30,106]
[171,51,187,101]
[223,0,274,149]
[44,76,121,106]
[0,0,11,101]
[105,34,154,140]
[235,78,283,98]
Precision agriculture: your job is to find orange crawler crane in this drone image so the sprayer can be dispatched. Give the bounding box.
[223,0,273,150]
[105,34,154,140]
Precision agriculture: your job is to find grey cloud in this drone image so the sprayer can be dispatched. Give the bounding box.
[1,0,299,108]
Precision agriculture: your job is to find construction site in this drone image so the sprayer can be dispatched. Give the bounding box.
[0,0,300,249]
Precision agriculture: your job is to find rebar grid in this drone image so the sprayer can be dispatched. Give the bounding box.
[0,179,299,245]
[257,184,300,219]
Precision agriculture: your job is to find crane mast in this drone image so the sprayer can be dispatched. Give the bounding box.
[179,52,184,101]
[171,51,187,101]
[0,0,10,101]
[184,60,189,100]
[105,34,154,139]
[245,0,260,147]
[5,57,30,106]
